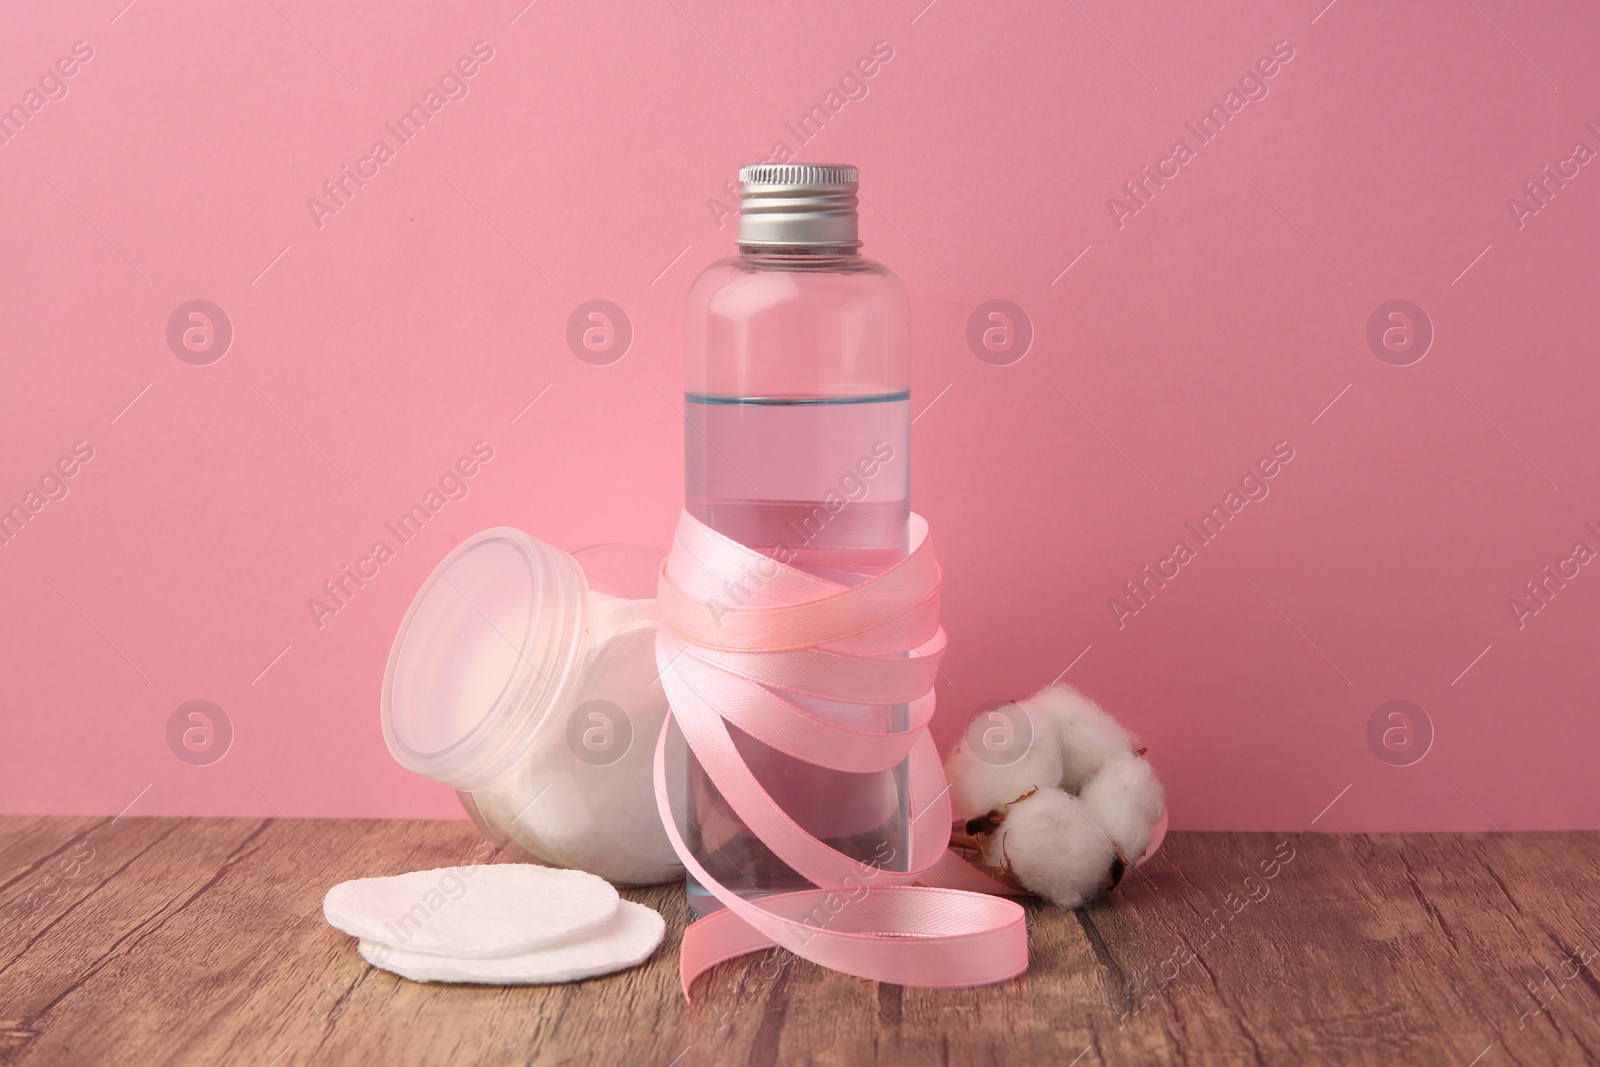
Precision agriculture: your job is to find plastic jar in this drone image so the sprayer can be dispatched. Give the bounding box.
[381,528,682,886]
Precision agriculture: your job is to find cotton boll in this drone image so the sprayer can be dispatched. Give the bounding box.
[1078,752,1166,863]
[980,787,1119,909]
[945,702,1066,820]
[1025,685,1137,792]
[952,687,1166,905]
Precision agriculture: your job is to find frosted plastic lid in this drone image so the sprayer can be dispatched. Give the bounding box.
[381,527,590,792]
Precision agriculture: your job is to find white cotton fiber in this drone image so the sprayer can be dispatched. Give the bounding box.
[322,864,618,959]
[358,900,665,985]
[944,684,1167,908]
[980,787,1118,909]
[945,701,1067,820]
[1025,685,1138,792]
[1079,752,1166,863]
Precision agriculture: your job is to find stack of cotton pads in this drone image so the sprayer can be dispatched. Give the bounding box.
[322,864,664,984]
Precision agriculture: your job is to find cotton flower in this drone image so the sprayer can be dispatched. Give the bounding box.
[972,787,1120,908]
[945,700,1066,818]
[945,684,1165,908]
[1026,684,1137,792]
[1078,751,1165,863]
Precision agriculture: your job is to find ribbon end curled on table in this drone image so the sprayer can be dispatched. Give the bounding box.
[676,888,1030,999]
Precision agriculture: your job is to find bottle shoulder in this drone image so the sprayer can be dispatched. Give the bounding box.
[687,254,909,316]
[684,253,910,397]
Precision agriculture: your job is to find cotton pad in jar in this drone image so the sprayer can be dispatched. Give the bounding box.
[382,529,682,886]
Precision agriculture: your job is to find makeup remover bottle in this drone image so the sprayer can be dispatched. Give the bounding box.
[679,164,913,913]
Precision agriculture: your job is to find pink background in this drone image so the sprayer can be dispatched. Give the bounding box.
[3,0,1597,832]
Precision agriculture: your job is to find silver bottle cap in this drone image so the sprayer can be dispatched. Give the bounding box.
[737,164,860,249]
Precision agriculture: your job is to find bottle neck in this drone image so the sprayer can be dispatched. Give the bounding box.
[737,245,861,266]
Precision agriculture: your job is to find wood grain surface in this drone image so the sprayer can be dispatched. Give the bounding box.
[1,817,1596,1066]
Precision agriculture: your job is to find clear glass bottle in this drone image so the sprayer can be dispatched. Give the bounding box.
[679,164,912,914]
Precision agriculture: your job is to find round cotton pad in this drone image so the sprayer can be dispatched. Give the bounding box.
[323,864,619,959]
[358,900,665,985]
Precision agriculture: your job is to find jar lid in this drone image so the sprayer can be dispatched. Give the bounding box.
[381,527,590,792]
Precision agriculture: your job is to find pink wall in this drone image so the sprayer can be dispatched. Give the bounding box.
[3,0,1597,832]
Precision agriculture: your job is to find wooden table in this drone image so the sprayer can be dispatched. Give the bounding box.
[2,817,1596,1066]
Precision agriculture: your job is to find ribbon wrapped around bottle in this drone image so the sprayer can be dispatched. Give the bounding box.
[652,509,1030,997]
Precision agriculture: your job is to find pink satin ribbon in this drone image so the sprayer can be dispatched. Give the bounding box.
[653,510,1030,997]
